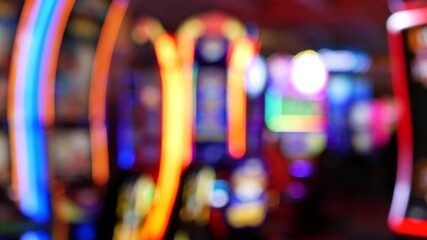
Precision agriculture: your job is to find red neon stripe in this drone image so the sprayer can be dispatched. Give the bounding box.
[387,7,427,237]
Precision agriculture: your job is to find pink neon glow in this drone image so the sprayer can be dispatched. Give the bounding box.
[38,0,75,126]
[290,50,328,96]
[9,0,42,204]
[267,54,291,94]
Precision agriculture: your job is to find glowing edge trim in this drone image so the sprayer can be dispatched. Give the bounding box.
[177,15,252,161]
[89,0,129,186]
[387,7,427,237]
[140,34,185,240]
[8,0,67,222]
[39,0,75,126]
[227,38,255,158]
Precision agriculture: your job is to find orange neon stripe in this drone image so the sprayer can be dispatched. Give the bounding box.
[42,0,75,127]
[89,0,128,186]
[177,35,195,169]
[227,38,255,159]
[7,0,37,201]
[141,34,185,240]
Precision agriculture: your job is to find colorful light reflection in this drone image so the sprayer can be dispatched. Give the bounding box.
[9,0,73,223]
[245,55,267,98]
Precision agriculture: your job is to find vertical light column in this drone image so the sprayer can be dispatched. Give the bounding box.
[89,0,129,186]
[8,0,71,222]
[140,33,186,240]
[227,38,255,159]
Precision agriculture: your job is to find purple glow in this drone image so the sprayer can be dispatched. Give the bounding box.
[286,181,307,199]
[289,160,314,178]
[267,54,291,94]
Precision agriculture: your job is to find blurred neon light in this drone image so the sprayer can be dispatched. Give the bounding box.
[387,7,427,237]
[227,38,255,159]
[327,76,353,105]
[209,180,229,208]
[89,0,129,185]
[286,181,307,199]
[267,115,325,132]
[8,0,37,215]
[140,34,185,240]
[226,201,266,228]
[176,12,249,164]
[176,27,197,169]
[39,0,74,127]
[265,88,325,133]
[245,55,267,98]
[318,48,371,73]
[289,160,314,178]
[20,231,49,240]
[8,0,70,223]
[290,50,328,96]
[267,54,291,94]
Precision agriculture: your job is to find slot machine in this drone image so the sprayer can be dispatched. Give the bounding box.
[387,0,427,237]
[264,50,328,200]
[45,1,116,239]
[174,12,270,239]
[320,49,372,156]
[263,51,328,236]
[95,15,187,240]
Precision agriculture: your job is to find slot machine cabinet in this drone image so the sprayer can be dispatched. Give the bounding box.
[264,51,329,198]
[96,15,187,240]
[387,2,427,237]
[46,1,114,239]
[174,12,272,239]
[105,16,165,239]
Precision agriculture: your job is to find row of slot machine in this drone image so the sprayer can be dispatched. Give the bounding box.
[0,0,426,239]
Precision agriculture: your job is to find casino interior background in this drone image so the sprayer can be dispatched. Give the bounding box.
[0,0,425,239]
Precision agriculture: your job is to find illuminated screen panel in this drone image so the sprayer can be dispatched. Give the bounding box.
[265,87,326,133]
[402,25,427,220]
[194,37,228,144]
[195,66,227,142]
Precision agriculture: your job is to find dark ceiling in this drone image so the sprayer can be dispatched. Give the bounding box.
[130,0,393,92]
[132,0,391,54]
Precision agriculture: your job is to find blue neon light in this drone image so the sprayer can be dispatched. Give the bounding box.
[117,74,135,170]
[20,231,49,240]
[20,0,62,222]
